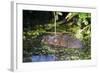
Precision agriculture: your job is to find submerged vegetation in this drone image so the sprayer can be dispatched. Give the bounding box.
[23,10,91,62]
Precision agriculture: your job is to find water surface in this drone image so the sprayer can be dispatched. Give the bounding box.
[32,55,56,62]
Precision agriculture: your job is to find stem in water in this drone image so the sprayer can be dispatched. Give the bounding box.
[54,12,56,36]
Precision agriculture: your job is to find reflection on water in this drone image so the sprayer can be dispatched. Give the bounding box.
[32,55,56,62]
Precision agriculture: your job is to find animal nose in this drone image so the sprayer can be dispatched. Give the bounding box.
[54,39,57,43]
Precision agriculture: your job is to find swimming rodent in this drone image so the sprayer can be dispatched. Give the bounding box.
[41,34,83,48]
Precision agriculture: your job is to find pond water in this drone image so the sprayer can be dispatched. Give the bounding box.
[23,34,83,62]
[32,55,56,62]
